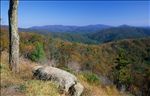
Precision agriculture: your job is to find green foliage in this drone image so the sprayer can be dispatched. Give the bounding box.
[115,48,130,69]
[30,42,46,62]
[112,48,134,90]
[83,72,100,85]
[118,67,133,84]
[51,32,98,44]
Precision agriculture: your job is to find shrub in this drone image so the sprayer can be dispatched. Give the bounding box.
[83,72,100,85]
[29,42,46,62]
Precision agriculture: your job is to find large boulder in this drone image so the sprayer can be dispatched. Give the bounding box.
[32,66,84,96]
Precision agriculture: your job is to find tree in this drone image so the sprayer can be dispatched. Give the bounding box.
[8,0,19,73]
[113,48,133,91]
[30,42,46,62]
[0,17,2,24]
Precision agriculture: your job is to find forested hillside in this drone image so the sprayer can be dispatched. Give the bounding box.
[1,26,150,96]
[88,26,150,43]
[27,25,150,44]
[1,26,126,96]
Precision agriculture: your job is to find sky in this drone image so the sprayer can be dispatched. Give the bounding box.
[1,0,150,28]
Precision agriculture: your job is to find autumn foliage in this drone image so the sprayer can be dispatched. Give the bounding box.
[1,26,150,95]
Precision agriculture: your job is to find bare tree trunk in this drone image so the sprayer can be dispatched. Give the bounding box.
[8,0,19,73]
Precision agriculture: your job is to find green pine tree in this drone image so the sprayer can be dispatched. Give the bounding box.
[30,42,46,62]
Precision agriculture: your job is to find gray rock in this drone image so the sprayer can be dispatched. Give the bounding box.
[32,66,84,96]
[73,83,84,96]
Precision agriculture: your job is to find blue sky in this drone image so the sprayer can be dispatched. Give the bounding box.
[1,1,150,28]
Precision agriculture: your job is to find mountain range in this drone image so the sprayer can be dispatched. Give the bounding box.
[87,25,150,43]
[27,24,111,34]
[1,24,150,44]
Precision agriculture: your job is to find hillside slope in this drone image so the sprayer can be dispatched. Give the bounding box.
[1,26,149,95]
[1,51,127,96]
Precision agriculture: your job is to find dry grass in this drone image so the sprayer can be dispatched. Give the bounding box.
[1,51,131,96]
[25,80,59,96]
[77,73,131,96]
[0,51,59,96]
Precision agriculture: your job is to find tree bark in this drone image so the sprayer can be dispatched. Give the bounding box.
[8,0,19,73]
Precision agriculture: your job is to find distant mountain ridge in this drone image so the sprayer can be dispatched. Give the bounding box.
[46,25,150,44]
[87,26,150,43]
[1,25,150,44]
[27,24,111,34]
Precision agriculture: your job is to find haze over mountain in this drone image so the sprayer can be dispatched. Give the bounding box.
[27,24,111,34]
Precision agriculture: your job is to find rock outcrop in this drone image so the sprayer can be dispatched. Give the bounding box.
[32,66,84,96]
